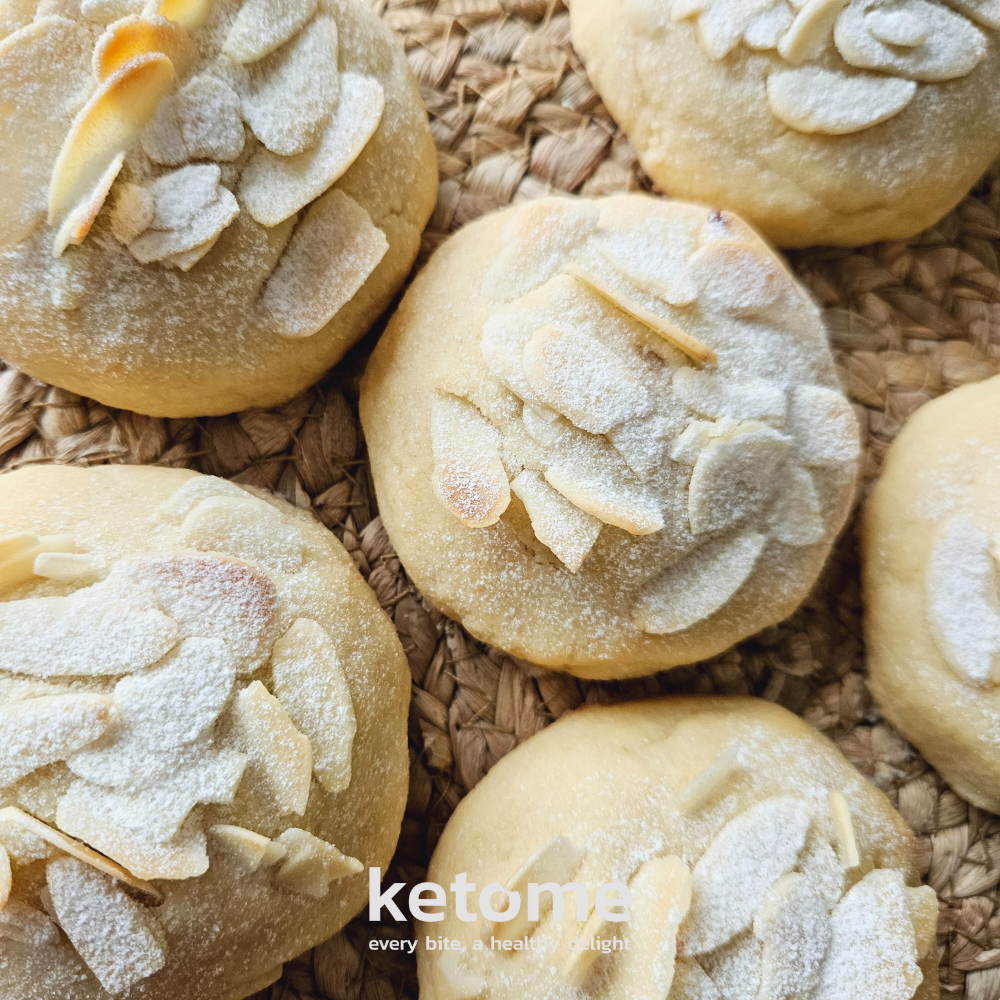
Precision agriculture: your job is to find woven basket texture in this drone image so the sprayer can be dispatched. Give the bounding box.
[3,1,1000,997]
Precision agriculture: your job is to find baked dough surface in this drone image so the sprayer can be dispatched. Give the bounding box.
[360,195,859,679]
[0,464,409,1000]
[418,697,938,1000]
[862,374,1000,813]
[0,0,437,417]
[569,0,1000,248]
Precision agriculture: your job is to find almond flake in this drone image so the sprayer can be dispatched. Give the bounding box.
[673,370,789,426]
[176,73,245,161]
[671,421,717,466]
[680,796,811,956]
[160,473,255,520]
[67,736,212,791]
[271,618,356,796]
[745,3,795,47]
[82,0,144,23]
[753,873,831,1000]
[51,150,124,257]
[907,885,937,959]
[766,67,916,135]
[161,233,218,270]
[430,392,511,529]
[140,91,187,165]
[0,899,60,946]
[437,950,487,999]
[109,181,155,242]
[635,531,766,635]
[223,0,317,63]
[670,959,722,1000]
[678,741,744,814]
[146,0,212,30]
[768,465,825,547]
[834,0,987,80]
[796,832,845,911]
[128,163,239,265]
[261,839,287,867]
[941,0,1000,28]
[485,836,585,942]
[700,930,762,1000]
[608,414,678,483]
[48,52,175,240]
[242,16,339,156]
[604,856,692,1000]
[561,906,613,987]
[32,551,100,579]
[261,188,388,339]
[565,263,716,365]
[0,16,94,248]
[545,462,664,535]
[813,869,922,1000]
[47,856,167,993]
[786,385,858,467]
[92,14,195,80]
[0,532,38,562]
[778,0,846,62]
[208,823,271,873]
[229,680,312,815]
[239,71,384,227]
[688,424,792,535]
[180,494,305,572]
[521,324,654,435]
[0,806,161,903]
[273,827,362,897]
[511,470,602,572]
[0,571,179,677]
[687,238,788,316]
[0,844,10,909]
[827,790,860,869]
[866,7,928,44]
[0,693,116,788]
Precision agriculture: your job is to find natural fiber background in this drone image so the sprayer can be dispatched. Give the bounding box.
[2,1,999,996]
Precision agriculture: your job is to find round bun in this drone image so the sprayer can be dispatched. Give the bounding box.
[0,0,437,417]
[862,375,1000,813]
[570,0,1000,248]
[419,697,937,1000]
[360,195,859,679]
[0,464,409,1000]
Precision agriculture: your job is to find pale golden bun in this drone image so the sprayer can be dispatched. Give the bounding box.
[0,464,409,1000]
[361,195,859,679]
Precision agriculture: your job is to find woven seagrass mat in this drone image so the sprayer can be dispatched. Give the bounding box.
[2,0,1000,996]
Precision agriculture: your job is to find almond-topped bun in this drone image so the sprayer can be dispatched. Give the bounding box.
[360,195,860,680]
[0,0,436,418]
[0,465,409,1000]
[569,0,1000,248]
[418,697,938,1000]
[862,375,1000,815]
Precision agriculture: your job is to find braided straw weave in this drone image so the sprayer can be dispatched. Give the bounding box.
[2,0,1000,996]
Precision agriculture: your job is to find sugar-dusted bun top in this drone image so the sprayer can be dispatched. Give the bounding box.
[362,195,859,677]
[0,0,436,416]
[419,697,935,1000]
[0,464,409,1000]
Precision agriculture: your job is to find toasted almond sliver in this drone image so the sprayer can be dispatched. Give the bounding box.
[828,790,860,869]
[0,844,10,910]
[147,0,212,30]
[544,463,663,536]
[0,533,79,594]
[52,151,124,257]
[208,824,271,873]
[32,550,99,582]
[273,828,363,898]
[92,14,195,80]
[0,533,38,561]
[777,0,847,64]
[678,741,744,814]
[48,52,175,231]
[564,263,716,366]
[0,807,161,904]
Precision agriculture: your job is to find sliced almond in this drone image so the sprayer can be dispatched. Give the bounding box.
[767,67,916,135]
[769,464,825,548]
[92,14,195,80]
[260,839,287,868]
[438,950,487,1000]
[82,0,144,23]
[147,0,212,30]
[940,0,1000,28]
[430,392,511,529]
[223,0,317,63]
[0,844,10,910]
[700,930,762,1000]
[604,856,692,1000]
[0,693,116,788]
[906,884,938,960]
[47,856,167,993]
[564,263,715,365]
[0,17,95,248]
[229,681,313,816]
[0,899,60,946]
[745,3,795,47]
[51,150,124,257]
[511,470,602,573]
[672,368,788,426]
[545,463,663,536]
[828,790,860,869]
[271,618,356,797]
[679,796,811,956]
[180,493,304,573]
[778,0,846,63]
[260,188,388,339]
[787,384,859,468]
[867,7,928,44]
[671,421,715,466]
[48,52,176,236]
[109,181,155,242]
[208,823,271,873]
[687,238,788,317]
[161,233,219,270]
[239,71,385,227]
[484,836,585,942]
[242,15,339,156]
[670,960,722,1000]
[0,531,78,593]
[561,905,613,987]
[797,832,845,912]
[32,551,100,579]
[273,827,362,898]
[0,807,161,903]
[678,741,743,814]
[176,73,245,161]
[0,532,38,562]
